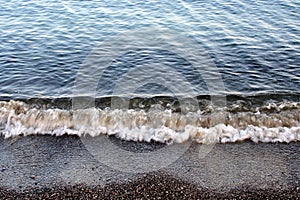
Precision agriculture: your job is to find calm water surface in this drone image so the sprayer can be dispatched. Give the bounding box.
[0,0,299,99]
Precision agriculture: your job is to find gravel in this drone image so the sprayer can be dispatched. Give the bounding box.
[1,173,299,199]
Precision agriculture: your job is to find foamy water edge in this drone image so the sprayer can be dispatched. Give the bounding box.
[0,100,299,144]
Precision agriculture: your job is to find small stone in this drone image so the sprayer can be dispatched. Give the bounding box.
[30,175,36,179]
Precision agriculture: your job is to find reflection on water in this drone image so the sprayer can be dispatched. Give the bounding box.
[0,0,299,98]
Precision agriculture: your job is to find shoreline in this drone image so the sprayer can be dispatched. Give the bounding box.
[0,135,299,199]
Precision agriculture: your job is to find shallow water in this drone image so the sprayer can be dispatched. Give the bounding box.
[0,100,299,143]
[0,0,299,98]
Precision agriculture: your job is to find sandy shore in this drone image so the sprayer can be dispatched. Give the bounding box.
[0,135,299,199]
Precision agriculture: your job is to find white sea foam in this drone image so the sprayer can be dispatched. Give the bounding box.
[0,100,299,144]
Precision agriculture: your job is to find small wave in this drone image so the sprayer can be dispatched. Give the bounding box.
[0,100,299,144]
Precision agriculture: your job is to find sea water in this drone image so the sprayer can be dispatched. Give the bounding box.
[0,0,299,144]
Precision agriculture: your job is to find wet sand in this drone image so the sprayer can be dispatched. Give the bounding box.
[0,135,299,199]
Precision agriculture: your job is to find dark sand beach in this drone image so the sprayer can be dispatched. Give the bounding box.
[0,135,299,199]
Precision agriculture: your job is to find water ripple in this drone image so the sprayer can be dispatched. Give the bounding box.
[0,0,299,98]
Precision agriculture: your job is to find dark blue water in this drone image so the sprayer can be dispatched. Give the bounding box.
[0,0,299,99]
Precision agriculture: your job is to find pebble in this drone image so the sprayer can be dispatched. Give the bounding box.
[0,174,299,199]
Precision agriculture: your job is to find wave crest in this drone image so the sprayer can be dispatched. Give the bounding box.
[0,100,299,144]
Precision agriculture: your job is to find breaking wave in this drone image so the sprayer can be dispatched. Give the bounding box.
[0,97,299,144]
